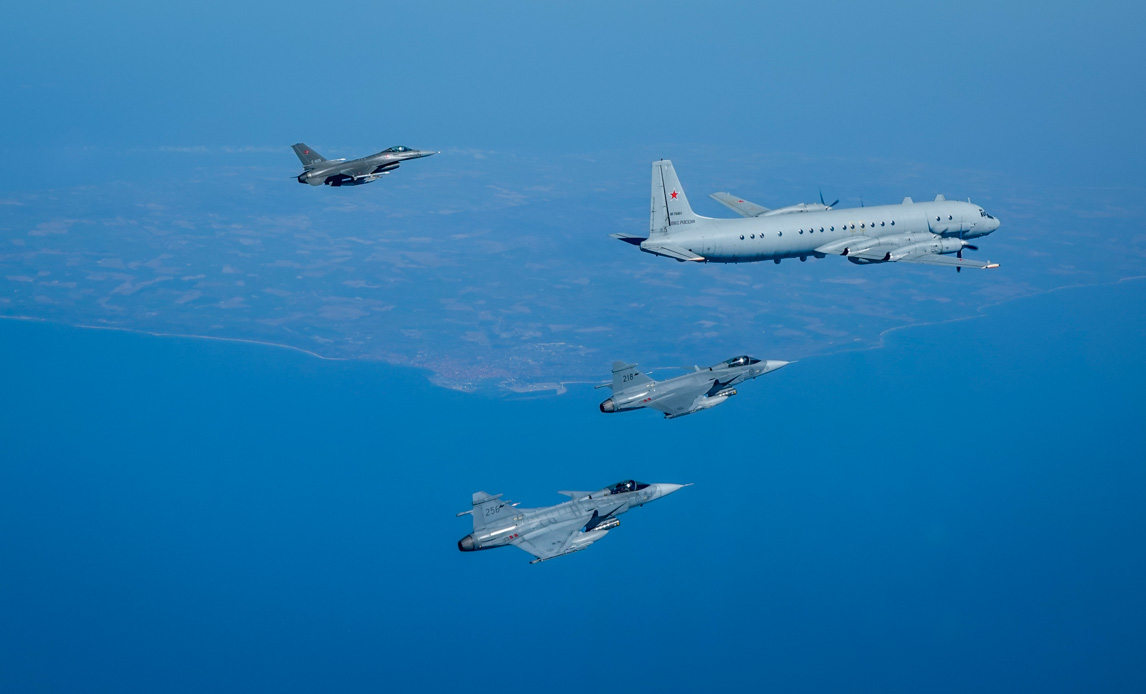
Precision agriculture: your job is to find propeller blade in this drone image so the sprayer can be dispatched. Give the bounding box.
[828,199,839,208]
[964,244,979,251]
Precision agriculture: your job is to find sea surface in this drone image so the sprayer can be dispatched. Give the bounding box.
[2,279,1144,693]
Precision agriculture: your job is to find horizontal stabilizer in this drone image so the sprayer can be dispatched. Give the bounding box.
[557,490,592,499]
[640,243,705,262]
[610,233,647,247]
[709,192,770,217]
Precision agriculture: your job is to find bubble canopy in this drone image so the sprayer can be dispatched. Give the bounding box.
[606,480,650,495]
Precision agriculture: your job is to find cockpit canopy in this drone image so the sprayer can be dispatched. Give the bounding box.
[606,480,650,495]
[977,207,995,220]
[383,145,412,153]
[721,355,760,368]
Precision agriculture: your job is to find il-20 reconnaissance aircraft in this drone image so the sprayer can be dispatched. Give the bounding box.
[457,480,687,563]
[598,355,789,419]
[613,160,1002,271]
[292,142,436,187]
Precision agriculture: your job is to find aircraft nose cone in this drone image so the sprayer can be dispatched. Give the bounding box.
[766,360,791,372]
[652,483,688,499]
[458,534,476,552]
[599,398,615,413]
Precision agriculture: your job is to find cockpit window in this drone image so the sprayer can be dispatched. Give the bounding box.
[383,146,410,153]
[722,355,760,367]
[607,480,650,495]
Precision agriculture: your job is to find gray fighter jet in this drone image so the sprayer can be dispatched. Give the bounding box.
[457,480,687,563]
[292,143,436,187]
[598,355,789,419]
[612,160,1001,270]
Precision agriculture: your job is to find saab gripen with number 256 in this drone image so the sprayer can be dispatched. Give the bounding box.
[457,481,687,564]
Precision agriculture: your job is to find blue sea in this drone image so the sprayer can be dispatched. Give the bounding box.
[3,279,1144,693]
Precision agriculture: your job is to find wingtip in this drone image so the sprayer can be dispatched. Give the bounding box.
[985,263,1001,269]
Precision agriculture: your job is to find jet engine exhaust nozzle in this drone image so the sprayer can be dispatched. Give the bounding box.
[458,534,476,552]
[599,398,616,413]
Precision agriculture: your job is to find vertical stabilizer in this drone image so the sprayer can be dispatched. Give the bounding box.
[650,160,698,238]
[471,491,511,530]
[292,143,327,168]
[611,361,654,391]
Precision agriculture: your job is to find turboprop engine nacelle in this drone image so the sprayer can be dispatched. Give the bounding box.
[840,233,919,256]
[888,238,966,261]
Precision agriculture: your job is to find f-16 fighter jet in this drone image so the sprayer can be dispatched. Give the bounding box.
[612,160,1001,271]
[598,355,789,419]
[457,480,687,564]
[292,143,436,187]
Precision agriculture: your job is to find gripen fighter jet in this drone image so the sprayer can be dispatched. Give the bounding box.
[598,355,789,419]
[612,160,1002,271]
[292,143,436,187]
[457,481,687,564]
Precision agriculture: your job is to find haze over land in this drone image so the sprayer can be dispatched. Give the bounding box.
[4,3,1143,390]
[3,147,1141,390]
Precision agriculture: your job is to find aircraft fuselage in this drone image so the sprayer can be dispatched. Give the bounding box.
[649,199,999,264]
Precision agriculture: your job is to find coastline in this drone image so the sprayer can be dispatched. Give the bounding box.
[4,273,1143,392]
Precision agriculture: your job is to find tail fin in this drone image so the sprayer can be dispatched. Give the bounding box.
[471,491,512,530]
[650,160,699,238]
[292,143,326,168]
[612,361,654,391]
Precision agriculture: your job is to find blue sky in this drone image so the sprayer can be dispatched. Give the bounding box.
[3,1,1146,692]
[5,1,1144,186]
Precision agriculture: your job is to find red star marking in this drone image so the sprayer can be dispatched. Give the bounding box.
[671,190,678,199]
[304,150,310,154]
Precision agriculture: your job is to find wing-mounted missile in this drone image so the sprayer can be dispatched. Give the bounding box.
[587,518,621,532]
[697,388,737,410]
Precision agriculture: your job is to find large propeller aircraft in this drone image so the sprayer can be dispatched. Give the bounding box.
[614,160,1001,271]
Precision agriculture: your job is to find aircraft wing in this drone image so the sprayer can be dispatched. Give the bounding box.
[815,237,875,255]
[639,243,706,262]
[840,246,999,269]
[894,252,1000,269]
[510,514,597,561]
[709,192,770,217]
[643,388,705,417]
